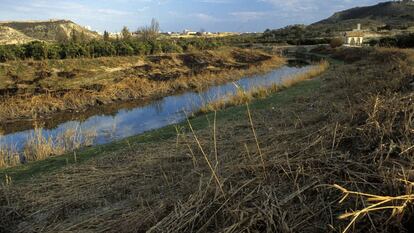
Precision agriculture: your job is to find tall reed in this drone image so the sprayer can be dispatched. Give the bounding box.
[0,143,20,168]
[23,126,97,162]
[0,126,97,168]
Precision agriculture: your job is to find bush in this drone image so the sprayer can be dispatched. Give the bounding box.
[24,41,48,60]
[160,41,183,53]
[114,41,134,56]
[330,38,344,48]
[129,41,151,55]
[0,46,10,62]
[88,40,116,57]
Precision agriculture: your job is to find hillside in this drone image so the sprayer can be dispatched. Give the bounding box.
[311,1,414,31]
[0,26,35,45]
[263,1,414,42]
[0,20,101,44]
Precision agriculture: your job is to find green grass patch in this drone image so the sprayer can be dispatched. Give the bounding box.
[0,78,321,183]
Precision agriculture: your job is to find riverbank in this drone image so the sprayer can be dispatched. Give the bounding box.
[0,62,310,169]
[0,47,413,232]
[197,60,328,114]
[0,47,284,123]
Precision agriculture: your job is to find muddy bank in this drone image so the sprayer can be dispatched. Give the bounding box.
[0,48,284,124]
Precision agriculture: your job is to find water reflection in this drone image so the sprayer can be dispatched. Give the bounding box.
[0,63,312,150]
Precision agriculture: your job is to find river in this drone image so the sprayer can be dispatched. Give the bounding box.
[0,60,312,153]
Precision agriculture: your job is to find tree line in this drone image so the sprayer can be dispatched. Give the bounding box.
[0,37,225,62]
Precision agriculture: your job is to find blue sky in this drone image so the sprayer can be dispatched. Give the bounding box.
[0,0,385,33]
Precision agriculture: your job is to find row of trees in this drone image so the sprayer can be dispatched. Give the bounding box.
[0,37,223,62]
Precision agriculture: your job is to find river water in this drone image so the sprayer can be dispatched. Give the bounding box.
[0,60,312,151]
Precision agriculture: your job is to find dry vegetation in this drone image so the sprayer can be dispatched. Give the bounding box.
[0,126,96,168]
[0,47,413,232]
[22,126,96,163]
[0,144,20,168]
[0,48,284,123]
[198,60,329,114]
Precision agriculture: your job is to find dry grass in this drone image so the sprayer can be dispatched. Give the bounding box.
[0,144,19,168]
[0,48,413,232]
[335,182,414,233]
[0,125,96,168]
[198,61,329,114]
[23,126,96,163]
[281,60,329,88]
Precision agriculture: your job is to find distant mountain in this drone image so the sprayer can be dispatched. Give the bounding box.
[0,20,101,44]
[310,1,414,31]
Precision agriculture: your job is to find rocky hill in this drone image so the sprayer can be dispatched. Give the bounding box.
[263,1,414,42]
[0,26,35,45]
[310,1,414,31]
[0,20,101,44]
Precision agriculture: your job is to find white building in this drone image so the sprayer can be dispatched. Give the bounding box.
[182,29,197,35]
[344,24,365,46]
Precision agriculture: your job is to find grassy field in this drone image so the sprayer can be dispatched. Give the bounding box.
[0,47,413,232]
[0,47,284,123]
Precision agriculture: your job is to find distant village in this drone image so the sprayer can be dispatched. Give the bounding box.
[106,29,242,39]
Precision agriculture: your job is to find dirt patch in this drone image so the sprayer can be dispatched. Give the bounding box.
[179,53,212,71]
[148,70,183,81]
[231,49,272,63]
[57,71,77,79]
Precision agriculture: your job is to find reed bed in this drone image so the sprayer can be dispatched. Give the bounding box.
[0,144,20,168]
[0,125,96,168]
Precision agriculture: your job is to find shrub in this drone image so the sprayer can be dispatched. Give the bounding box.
[330,38,344,48]
[114,41,134,56]
[24,41,48,60]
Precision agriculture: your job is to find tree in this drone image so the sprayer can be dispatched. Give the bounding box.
[137,18,160,41]
[103,31,110,41]
[150,18,160,36]
[121,26,132,41]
